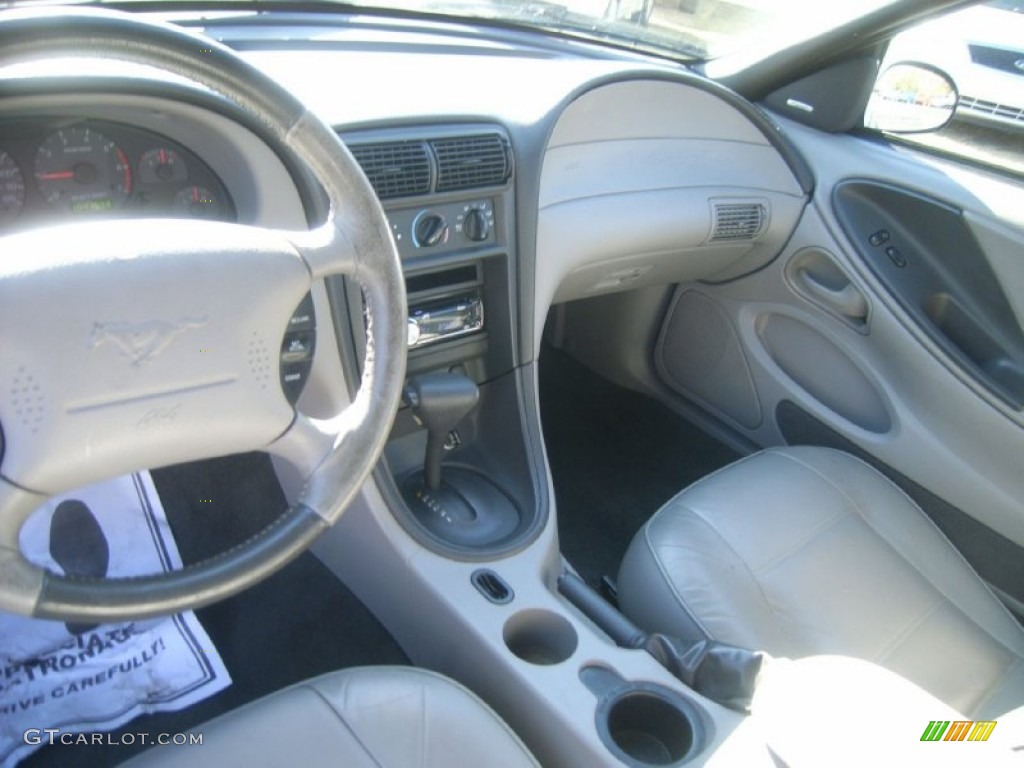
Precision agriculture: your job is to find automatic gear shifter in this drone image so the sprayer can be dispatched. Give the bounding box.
[400,373,520,547]
[404,373,480,490]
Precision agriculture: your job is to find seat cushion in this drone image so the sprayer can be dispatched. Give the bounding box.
[618,446,1024,717]
[124,666,539,767]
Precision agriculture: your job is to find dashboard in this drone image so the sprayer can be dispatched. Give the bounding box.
[0,22,811,444]
[0,13,819,768]
[0,117,234,231]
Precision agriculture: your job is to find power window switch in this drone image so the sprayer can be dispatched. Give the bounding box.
[885,246,907,268]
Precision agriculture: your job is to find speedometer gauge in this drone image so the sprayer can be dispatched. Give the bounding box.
[35,125,132,213]
[0,150,25,224]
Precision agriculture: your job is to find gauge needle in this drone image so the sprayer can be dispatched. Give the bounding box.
[37,171,75,180]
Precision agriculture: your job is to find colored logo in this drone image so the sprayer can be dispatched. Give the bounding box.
[921,720,997,742]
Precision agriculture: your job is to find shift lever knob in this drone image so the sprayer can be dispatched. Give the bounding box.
[404,373,479,490]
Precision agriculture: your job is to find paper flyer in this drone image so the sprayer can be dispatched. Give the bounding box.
[0,472,231,767]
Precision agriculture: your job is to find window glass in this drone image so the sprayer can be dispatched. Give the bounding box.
[875,1,1024,176]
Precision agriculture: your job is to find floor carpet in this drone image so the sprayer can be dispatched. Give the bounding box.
[21,453,408,767]
[539,345,740,590]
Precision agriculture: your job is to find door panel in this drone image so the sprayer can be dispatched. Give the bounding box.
[967,212,1024,333]
[783,247,869,332]
[832,179,1024,408]
[656,116,1024,562]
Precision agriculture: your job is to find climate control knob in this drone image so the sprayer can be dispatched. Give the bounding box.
[463,208,490,242]
[413,211,448,248]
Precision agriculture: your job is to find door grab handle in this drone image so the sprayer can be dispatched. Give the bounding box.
[798,269,868,321]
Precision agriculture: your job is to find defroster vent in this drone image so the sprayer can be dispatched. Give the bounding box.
[710,201,767,242]
[431,134,511,192]
[348,140,431,200]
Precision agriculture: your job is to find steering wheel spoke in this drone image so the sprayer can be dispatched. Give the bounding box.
[267,412,346,491]
[285,218,360,279]
[0,478,48,616]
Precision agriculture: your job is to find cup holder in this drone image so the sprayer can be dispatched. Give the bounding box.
[503,609,578,665]
[582,666,705,767]
[605,689,695,765]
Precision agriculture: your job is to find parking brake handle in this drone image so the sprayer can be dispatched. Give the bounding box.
[557,570,767,713]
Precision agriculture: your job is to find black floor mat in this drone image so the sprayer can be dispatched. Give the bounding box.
[539,345,740,589]
[21,454,408,768]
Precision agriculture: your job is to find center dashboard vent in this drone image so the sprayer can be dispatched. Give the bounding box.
[709,201,768,242]
[346,131,511,200]
[431,134,511,192]
[348,140,431,200]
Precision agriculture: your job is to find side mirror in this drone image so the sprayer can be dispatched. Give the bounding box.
[864,62,958,134]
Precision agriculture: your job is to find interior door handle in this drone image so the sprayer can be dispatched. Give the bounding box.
[785,248,870,330]
[797,269,868,321]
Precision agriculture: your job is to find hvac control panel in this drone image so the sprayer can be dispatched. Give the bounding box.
[387,199,496,258]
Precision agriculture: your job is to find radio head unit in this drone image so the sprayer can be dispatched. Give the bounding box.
[407,293,484,348]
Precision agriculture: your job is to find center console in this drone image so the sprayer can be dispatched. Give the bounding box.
[313,117,772,767]
[328,123,546,558]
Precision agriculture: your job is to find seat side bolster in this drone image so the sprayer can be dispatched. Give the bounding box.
[619,511,713,644]
[619,502,798,653]
[309,666,541,768]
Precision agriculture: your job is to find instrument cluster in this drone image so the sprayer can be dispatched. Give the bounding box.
[0,118,234,230]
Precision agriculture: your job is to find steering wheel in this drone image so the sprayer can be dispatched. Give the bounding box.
[0,9,407,621]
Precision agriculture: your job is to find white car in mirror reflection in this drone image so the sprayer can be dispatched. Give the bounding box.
[886,0,1024,131]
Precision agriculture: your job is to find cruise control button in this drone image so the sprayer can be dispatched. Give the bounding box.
[288,293,315,331]
[885,246,907,268]
[281,361,312,404]
[281,331,315,364]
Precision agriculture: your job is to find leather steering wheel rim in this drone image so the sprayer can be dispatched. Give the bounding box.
[0,8,407,621]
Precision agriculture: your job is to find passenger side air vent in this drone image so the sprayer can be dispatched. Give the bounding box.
[431,134,511,192]
[348,140,431,200]
[710,201,767,242]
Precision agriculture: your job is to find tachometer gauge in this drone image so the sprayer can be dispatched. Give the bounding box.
[0,150,25,224]
[139,147,187,185]
[35,125,132,213]
[173,185,221,219]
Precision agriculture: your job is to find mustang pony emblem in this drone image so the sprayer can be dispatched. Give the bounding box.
[89,317,208,366]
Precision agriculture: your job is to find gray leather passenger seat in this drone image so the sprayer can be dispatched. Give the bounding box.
[618,446,1024,718]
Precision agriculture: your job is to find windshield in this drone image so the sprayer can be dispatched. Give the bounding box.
[379,0,904,59]
[21,0,903,61]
